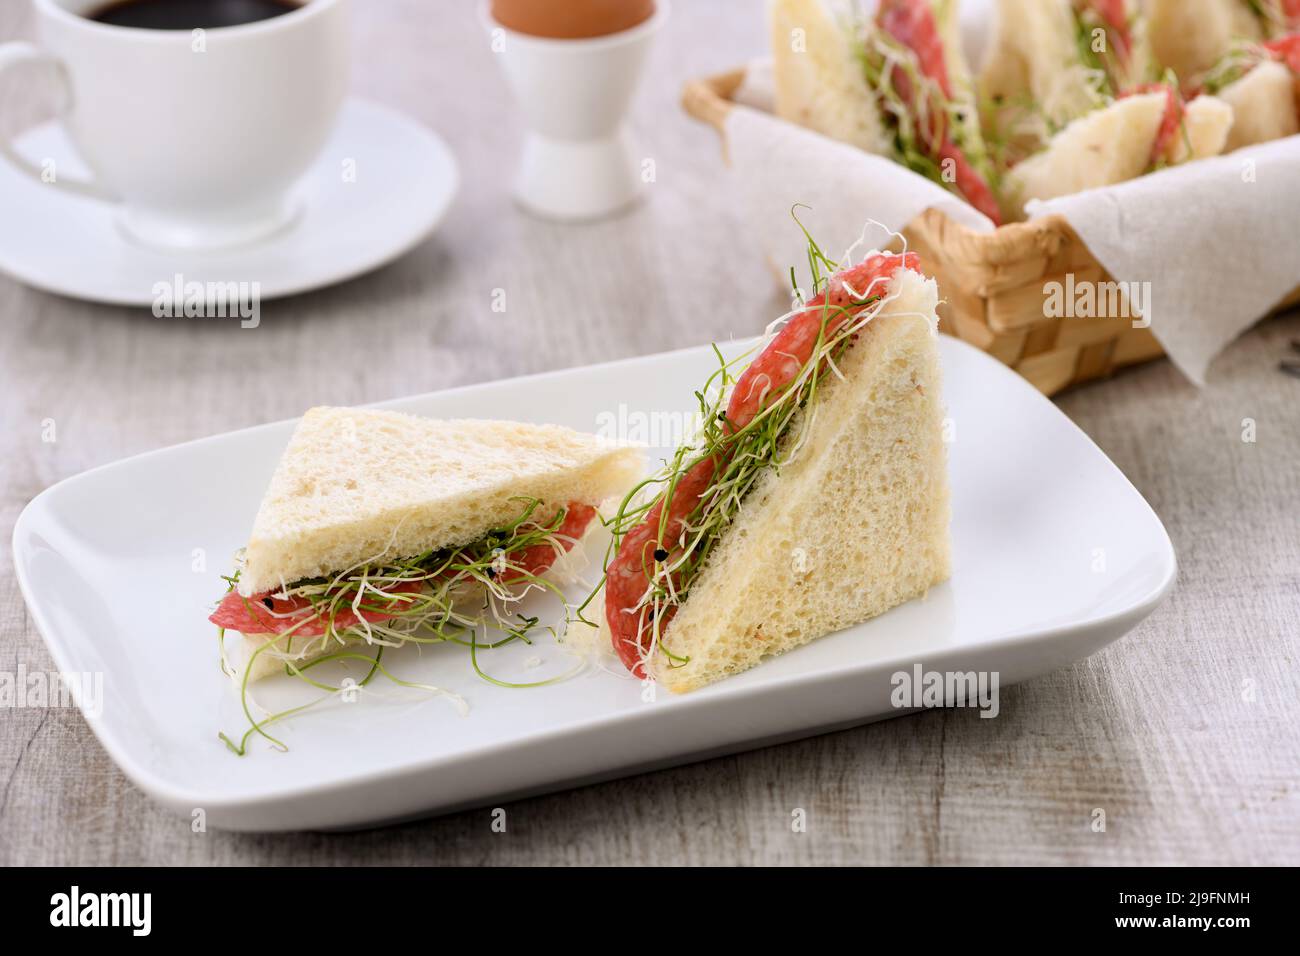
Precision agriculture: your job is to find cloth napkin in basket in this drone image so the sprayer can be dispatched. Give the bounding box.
[726,58,1300,385]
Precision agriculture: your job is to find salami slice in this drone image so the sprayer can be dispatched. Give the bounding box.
[1265,34,1300,75]
[1122,83,1184,165]
[605,253,923,676]
[211,502,597,636]
[209,579,425,638]
[1086,0,1132,66]
[875,0,1003,224]
[501,502,597,583]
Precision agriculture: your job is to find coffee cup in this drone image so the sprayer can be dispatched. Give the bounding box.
[0,0,350,250]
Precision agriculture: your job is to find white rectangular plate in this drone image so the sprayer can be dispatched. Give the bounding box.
[13,336,1175,831]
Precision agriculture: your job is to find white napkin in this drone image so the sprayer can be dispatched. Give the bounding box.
[727,61,995,289]
[1026,138,1300,384]
[725,58,1300,385]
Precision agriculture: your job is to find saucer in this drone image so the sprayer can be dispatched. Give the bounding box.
[0,98,459,305]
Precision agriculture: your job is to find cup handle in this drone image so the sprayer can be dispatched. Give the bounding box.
[0,42,115,200]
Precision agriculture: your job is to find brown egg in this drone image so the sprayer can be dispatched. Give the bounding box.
[491,0,656,39]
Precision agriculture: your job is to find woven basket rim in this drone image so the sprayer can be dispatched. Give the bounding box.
[680,67,1084,272]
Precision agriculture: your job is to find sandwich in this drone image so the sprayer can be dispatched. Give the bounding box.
[1146,0,1299,84]
[210,408,642,693]
[978,0,1154,162]
[587,230,951,692]
[1000,83,1233,218]
[771,0,1003,224]
[1199,33,1300,150]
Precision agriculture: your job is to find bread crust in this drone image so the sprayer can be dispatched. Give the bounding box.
[624,269,953,692]
[238,409,642,597]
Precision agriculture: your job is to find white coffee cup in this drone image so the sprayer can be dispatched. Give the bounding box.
[0,0,350,250]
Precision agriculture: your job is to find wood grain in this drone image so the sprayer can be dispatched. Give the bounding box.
[1,0,1297,865]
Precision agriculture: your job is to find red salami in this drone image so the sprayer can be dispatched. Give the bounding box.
[1122,83,1184,165]
[604,253,923,676]
[875,0,1003,224]
[1265,34,1300,74]
[727,252,920,428]
[210,579,425,638]
[603,456,718,675]
[501,502,596,583]
[1085,0,1132,65]
[212,502,597,636]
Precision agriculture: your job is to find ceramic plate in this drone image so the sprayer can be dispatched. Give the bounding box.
[12,336,1176,830]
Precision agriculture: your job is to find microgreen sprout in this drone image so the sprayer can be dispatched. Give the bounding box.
[1070,4,1130,101]
[580,218,917,675]
[1200,39,1272,95]
[857,21,1001,196]
[216,497,586,754]
[1245,0,1290,35]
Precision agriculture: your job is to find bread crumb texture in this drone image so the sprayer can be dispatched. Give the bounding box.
[238,408,642,595]
[652,269,953,692]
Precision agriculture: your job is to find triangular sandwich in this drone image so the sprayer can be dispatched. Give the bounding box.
[1147,0,1277,84]
[1202,34,1300,150]
[771,0,1003,224]
[211,408,642,682]
[978,0,1154,162]
[593,242,951,692]
[1001,87,1233,219]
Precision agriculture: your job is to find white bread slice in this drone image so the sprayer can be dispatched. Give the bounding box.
[1002,91,1232,218]
[230,517,601,683]
[979,0,1104,133]
[980,1,1157,162]
[1002,92,1166,216]
[1219,59,1300,150]
[1147,0,1267,83]
[771,0,995,193]
[595,268,951,693]
[1168,94,1234,163]
[237,408,642,597]
[771,0,887,153]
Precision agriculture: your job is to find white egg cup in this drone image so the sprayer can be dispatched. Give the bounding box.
[485,1,667,222]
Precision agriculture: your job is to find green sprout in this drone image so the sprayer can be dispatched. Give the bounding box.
[579,217,907,673]
[216,497,586,754]
[856,21,1001,196]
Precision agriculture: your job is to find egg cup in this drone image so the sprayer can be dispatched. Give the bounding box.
[486,1,667,221]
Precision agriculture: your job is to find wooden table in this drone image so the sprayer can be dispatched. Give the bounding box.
[2,1,1297,866]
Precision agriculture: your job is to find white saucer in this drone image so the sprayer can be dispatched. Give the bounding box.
[0,98,458,305]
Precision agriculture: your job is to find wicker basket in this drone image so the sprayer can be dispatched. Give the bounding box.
[683,68,1300,396]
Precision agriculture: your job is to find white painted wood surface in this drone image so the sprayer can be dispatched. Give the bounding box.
[1,0,1297,864]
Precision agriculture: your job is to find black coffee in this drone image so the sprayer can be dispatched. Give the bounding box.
[89,0,302,30]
